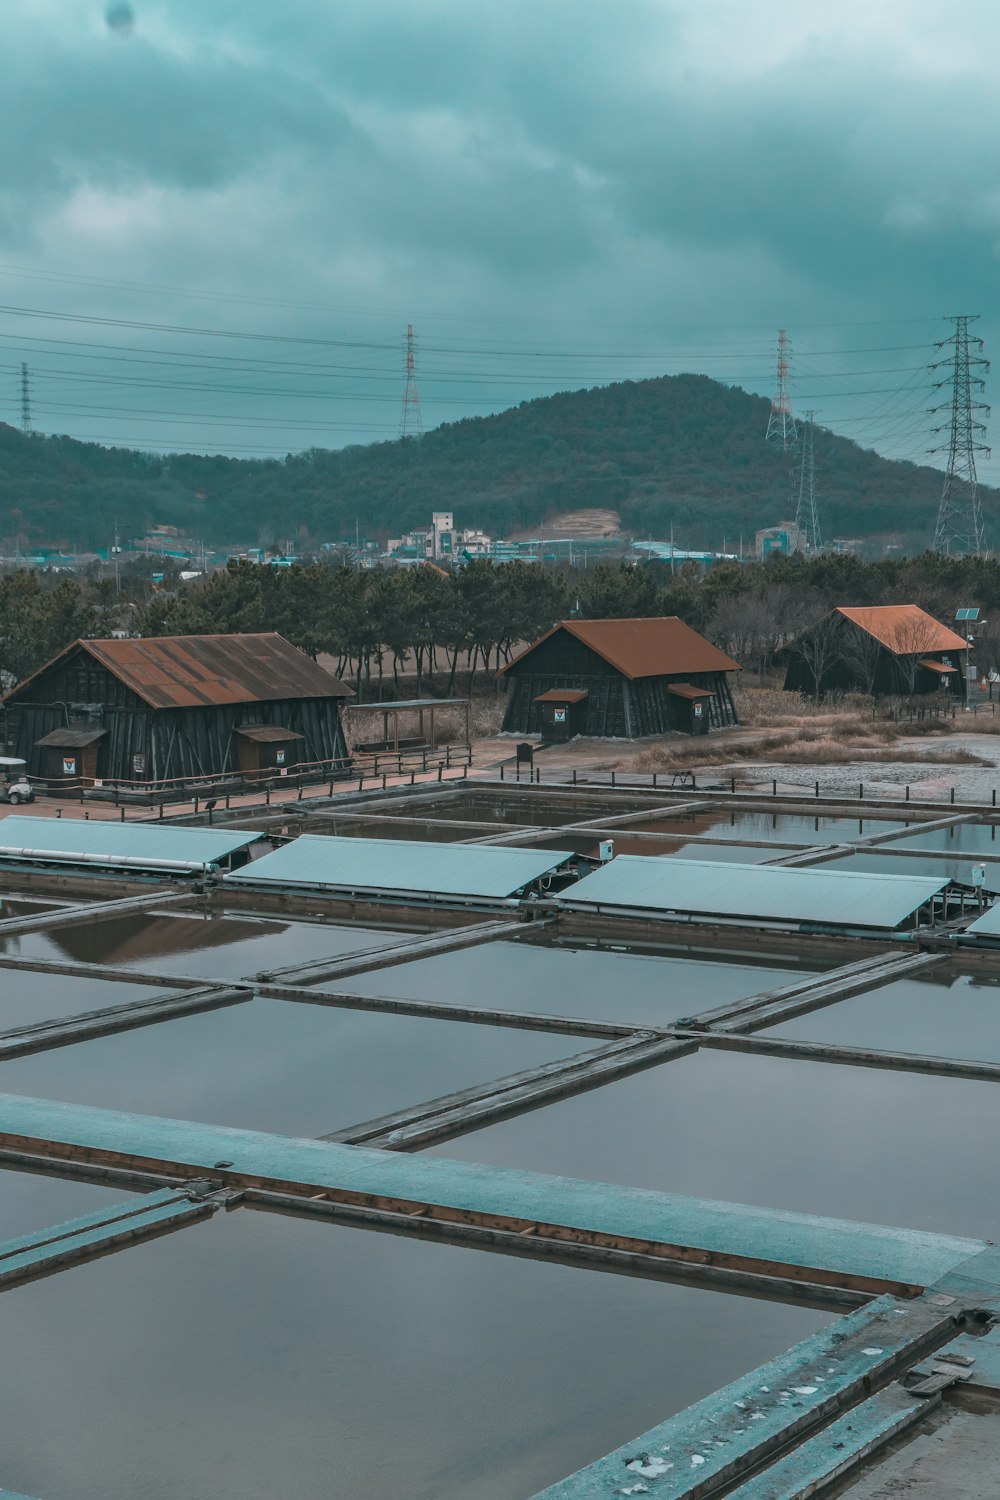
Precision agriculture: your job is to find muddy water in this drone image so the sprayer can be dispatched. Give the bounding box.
[0,1203,829,1500]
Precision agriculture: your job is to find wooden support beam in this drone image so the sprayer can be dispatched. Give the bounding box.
[325,1032,692,1148]
[529,1294,965,1500]
[691,1029,1000,1084]
[257,978,641,1037]
[0,1187,217,1293]
[0,984,252,1060]
[243,1193,866,1310]
[717,953,951,1036]
[0,886,198,937]
[671,948,947,1032]
[721,1382,939,1499]
[0,953,213,991]
[470,799,716,847]
[258,915,545,985]
[0,1095,978,1296]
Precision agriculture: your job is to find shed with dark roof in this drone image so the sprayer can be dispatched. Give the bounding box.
[498,618,740,738]
[2,633,352,786]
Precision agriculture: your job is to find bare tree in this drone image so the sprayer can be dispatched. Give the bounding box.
[785,611,845,703]
[840,622,884,697]
[889,614,952,699]
[708,595,765,675]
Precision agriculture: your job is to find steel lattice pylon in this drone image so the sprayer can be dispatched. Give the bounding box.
[19,362,32,435]
[399,323,423,439]
[795,409,822,551]
[765,329,798,451]
[930,315,990,555]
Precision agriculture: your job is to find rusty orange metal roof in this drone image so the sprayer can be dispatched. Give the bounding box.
[503,618,740,680]
[534,688,590,703]
[835,606,968,656]
[5,633,352,711]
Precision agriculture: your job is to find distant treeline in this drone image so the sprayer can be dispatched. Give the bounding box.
[3,551,1000,701]
[0,373,982,552]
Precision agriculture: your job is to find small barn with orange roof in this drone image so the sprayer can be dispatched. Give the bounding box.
[783,605,968,700]
[498,617,740,738]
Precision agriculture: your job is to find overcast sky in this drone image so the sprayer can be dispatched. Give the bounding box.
[2,0,999,479]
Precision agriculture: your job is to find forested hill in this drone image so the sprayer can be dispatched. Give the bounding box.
[0,374,979,552]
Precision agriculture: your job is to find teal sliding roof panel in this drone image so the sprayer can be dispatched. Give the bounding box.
[226,834,574,900]
[559,856,949,929]
[0,815,262,870]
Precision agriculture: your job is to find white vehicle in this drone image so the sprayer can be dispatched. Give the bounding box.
[0,758,34,805]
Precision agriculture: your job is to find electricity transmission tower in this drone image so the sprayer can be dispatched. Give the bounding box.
[930,315,990,554]
[19,363,32,434]
[795,410,822,551]
[765,329,798,451]
[399,323,423,439]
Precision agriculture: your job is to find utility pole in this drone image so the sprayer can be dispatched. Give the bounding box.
[765,330,798,451]
[19,363,32,435]
[399,323,423,439]
[931,315,990,555]
[795,410,822,551]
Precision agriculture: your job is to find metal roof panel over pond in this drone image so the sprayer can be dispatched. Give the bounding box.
[964,903,1000,938]
[558,855,949,929]
[0,815,263,868]
[226,834,575,899]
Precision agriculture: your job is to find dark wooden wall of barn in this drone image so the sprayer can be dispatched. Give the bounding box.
[783,629,966,700]
[502,634,738,737]
[5,647,347,779]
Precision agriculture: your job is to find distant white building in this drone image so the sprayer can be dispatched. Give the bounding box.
[386,511,492,563]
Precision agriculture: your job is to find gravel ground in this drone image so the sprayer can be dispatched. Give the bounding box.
[713,732,1000,803]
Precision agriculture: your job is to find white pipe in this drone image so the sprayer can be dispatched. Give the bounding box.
[0,847,218,874]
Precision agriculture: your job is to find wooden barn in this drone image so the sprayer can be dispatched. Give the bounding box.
[499,617,740,738]
[783,605,969,700]
[2,633,352,786]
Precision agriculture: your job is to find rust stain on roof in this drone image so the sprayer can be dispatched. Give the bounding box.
[5,633,352,711]
[835,606,968,656]
[503,617,740,679]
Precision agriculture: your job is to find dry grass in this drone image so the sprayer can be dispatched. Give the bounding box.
[344,693,503,750]
[626,732,988,772]
[623,688,988,772]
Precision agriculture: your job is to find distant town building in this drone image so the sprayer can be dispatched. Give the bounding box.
[2,633,351,785]
[386,511,493,564]
[755,522,806,560]
[499,617,740,739]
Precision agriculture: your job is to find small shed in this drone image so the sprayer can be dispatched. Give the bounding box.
[500,617,740,738]
[2,632,352,785]
[533,688,589,742]
[33,726,106,784]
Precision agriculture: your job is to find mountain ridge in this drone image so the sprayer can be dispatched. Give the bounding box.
[0,373,978,553]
